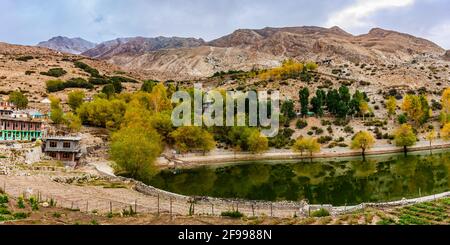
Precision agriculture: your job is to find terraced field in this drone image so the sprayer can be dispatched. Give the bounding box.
[381,198,450,225]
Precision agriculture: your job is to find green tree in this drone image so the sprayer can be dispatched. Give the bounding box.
[63,112,82,132]
[281,100,296,121]
[351,131,375,160]
[102,84,115,99]
[8,91,28,109]
[110,126,162,180]
[68,90,85,112]
[247,131,269,154]
[141,80,158,92]
[394,124,417,155]
[49,96,64,124]
[299,87,309,117]
[170,126,215,154]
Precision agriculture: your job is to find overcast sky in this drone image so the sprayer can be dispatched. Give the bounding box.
[1,0,449,49]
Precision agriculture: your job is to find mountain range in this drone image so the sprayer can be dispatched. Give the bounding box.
[37,36,96,54]
[36,26,449,79]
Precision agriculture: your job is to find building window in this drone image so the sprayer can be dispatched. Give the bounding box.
[50,153,57,158]
[63,142,71,148]
[63,153,70,159]
[49,141,57,148]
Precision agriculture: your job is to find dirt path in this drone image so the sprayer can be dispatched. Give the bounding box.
[0,175,302,218]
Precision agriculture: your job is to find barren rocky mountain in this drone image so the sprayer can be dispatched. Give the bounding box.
[78,26,447,79]
[106,46,282,79]
[37,36,97,54]
[82,36,206,59]
[210,26,444,63]
[0,42,142,111]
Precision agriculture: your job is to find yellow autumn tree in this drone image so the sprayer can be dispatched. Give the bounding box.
[441,88,450,124]
[442,123,450,141]
[351,131,376,159]
[292,137,320,158]
[402,94,423,126]
[386,96,397,118]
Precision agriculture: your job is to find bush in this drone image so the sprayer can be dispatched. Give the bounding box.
[65,78,94,89]
[40,68,67,77]
[74,61,101,77]
[46,80,65,92]
[16,56,34,62]
[221,210,244,218]
[344,126,354,134]
[296,120,308,129]
[0,194,8,204]
[13,212,29,220]
[89,77,110,85]
[110,76,138,84]
[17,196,25,209]
[311,208,330,217]
[318,136,333,144]
[25,70,35,75]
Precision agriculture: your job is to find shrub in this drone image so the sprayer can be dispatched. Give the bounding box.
[110,76,138,84]
[311,208,330,217]
[0,194,8,204]
[64,78,94,89]
[314,128,324,135]
[16,56,34,62]
[46,80,65,92]
[296,120,308,129]
[221,210,244,218]
[25,70,35,75]
[89,77,110,85]
[29,196,39,211]
[318,136,333,144]
[74,61,101,77]
[344,126,354,134]
[40,68,67,77]
[17,196,25,209]
[13,212,29,219]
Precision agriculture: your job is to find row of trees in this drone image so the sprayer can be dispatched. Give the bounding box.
[259,59,318,81]
[298,86,370,119]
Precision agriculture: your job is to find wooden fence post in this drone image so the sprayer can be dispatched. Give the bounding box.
[170,198,173,220]
[86,201,89,213]
[251,204,255,217]
[270,203,273,217]
[157,194,160,216]
[135,199,138,214]
[110,201,113,213]
[211,203,214,215]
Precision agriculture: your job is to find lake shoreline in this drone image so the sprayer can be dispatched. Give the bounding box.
[173,140,450,168]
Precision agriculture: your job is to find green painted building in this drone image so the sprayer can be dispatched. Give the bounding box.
[0,116,43,141]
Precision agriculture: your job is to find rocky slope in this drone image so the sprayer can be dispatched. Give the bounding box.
[0,42,142,111]
[82,36,205,58]
[80,26,447,79]
[37,36,96,54]
[210,26,444,63]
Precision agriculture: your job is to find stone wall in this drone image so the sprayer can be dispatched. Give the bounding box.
[52,173,450,218]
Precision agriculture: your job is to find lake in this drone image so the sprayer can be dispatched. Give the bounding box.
[149,150,450,205]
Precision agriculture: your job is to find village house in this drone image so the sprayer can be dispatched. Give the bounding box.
[0,116,44,141]
[42,136,82,166]
[0,98,15,116]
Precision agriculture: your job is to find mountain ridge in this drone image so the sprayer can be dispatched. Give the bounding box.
[37,36,96,54]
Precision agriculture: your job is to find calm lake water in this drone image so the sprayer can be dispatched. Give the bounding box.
[149,150,450,205]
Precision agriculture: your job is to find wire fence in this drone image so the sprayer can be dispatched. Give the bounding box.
[1,176,449,219]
